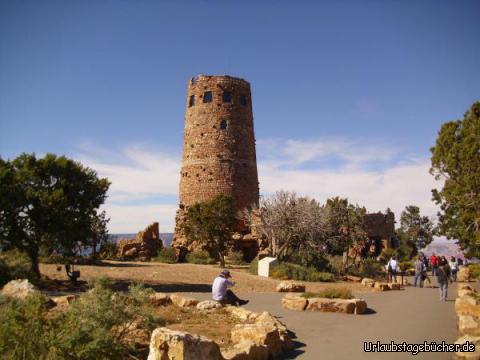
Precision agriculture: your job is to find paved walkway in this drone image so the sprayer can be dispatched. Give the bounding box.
[193,281,461,360]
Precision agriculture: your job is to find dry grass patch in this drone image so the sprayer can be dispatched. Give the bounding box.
[154,305,248,350]
[302,287,354,299]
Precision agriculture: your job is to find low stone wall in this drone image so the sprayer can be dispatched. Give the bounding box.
[453,284,480,359]
[361,278,402,291]
[281,293,367,315]
[147,293,293,360]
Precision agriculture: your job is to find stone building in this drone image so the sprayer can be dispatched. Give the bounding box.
[364,210,396,255]
[173,75,260,258]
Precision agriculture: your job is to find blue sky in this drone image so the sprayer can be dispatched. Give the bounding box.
[1,1,478,233]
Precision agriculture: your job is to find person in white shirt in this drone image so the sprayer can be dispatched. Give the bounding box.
[212,269,248,306]
[386,257,398,283]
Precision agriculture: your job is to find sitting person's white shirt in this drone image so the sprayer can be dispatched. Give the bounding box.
[212,275,234,301]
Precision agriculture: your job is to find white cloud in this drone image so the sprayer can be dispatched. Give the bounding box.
[75,137,441,233]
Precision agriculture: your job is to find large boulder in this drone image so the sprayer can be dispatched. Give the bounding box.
[222,340,269,360]
[149,293,171,306]
[225,306,258,322]
[453,335,480,359]
[458,285,476,298]
[230,323,282,358]
[276,281,305,293]
[1,279,40,299]
[117,222,162,260]
[281,294,308,311]
[459,315,480,336]
[361,278,375,287]
[374,282,390,291]
[197,300,223,311]
[458,267,472,282]
[147,327,223,360]
[170,294,199,308]
[456,295,480,318]
[306,298,356,314]
[353,299,367,314]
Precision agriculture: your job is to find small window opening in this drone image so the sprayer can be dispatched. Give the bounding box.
[220,119,228,130]
[222,91,232,103]
[189,95,195,107]
[240,94,247,106]
[203,91,212,103]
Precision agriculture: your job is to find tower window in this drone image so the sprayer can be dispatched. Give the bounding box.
[203,91,212,103]
[240,94,247,106]
[222,91,232,103]
[220,119,228,130]
[189,95,195,107]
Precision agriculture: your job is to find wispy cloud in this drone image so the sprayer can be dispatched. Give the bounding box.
[75,137,440,233]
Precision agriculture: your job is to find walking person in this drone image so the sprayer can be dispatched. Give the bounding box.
[436,258,451,301]
[430,253,438,276]
[387,256,398,284]
[414,256,426,287]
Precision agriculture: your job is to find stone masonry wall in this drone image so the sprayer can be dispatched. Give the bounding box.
[173,75,260,254]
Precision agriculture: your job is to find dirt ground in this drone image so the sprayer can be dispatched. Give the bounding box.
[39,260,371,295]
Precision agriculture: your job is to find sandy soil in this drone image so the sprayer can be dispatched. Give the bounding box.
[40,260,371,295]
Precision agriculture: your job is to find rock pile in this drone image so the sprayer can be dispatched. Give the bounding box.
[453,284,480,359]
[147,292,292,360]
[117,222,163,260]
[281,293,367,315]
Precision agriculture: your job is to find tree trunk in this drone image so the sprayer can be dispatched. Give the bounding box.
[28,246,41,278]
[218,251,225,268]
[342,250,349,274]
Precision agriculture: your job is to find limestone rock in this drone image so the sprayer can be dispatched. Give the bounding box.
[456,295,480,318]
[149,293,171,306]
[1,279,40,299]
[281,295,307,311]
[459,285,477,298]
[147,327,223,360]
[117,222,162,260]
[51,294,77,307]
[459,315,480,336]
[230,323,283,358]
[458,267,472,282]
[389,283,401,290]
[222,340,269,360]
[343,275,362,282]
[453,335,480,359]
[276,281,305,293]
[170,294,199,308]
[225,306,258,322]
[374,282,390,291]
[361,278,376,287]
[306,298,356,314]
[353,299,367,314]
[197,300,223,311]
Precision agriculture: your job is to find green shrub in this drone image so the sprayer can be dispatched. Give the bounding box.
[227,250,246,265]
[398,261,413,273]
[0,250,33,286]
[0,279,160,360]
[350,258,385,279]
[379,248,397,263]
[185,250,215,265]
[302,287,354,299]
[153,247,177,264]
[327,255,344,276]
[98,240,118,260]
[249,258,258,275]
[286,249,331,272]
[270,263,334,282]
[468,264,480,279]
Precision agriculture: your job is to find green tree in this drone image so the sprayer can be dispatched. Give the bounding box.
[430,102,480,254]
[181,195,236,267]
[323,197,368,271]
[0,153,110,277]
[398,205,435,257]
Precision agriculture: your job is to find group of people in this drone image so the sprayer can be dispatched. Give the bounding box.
[412,253,462,301]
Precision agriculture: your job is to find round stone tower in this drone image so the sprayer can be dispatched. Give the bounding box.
[174,75,260,253]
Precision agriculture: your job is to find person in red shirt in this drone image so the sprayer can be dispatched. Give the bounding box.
[430,253,438,276]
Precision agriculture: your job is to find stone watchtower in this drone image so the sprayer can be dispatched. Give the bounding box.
[173,75,260,256]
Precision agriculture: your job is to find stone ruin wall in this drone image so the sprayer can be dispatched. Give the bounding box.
[173,75,260,257]
[117,222,163,260]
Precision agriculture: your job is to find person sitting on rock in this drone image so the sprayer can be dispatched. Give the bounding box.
[212,269,249,306]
